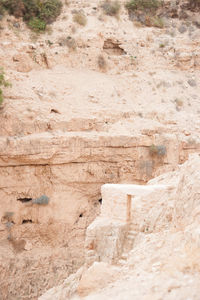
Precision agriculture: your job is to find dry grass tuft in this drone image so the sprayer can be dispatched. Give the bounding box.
[73,12,87,26]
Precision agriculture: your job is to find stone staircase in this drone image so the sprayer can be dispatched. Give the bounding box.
[85,249,97,267]
[118,223,138,266]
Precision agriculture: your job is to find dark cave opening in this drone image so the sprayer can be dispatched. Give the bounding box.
[22,219,32,224]
[17,198,32,203]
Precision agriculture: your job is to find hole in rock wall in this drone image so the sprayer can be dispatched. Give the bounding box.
[22,219,32,224]
[103,39,126,55]
[79,213,83,218]
[50,108,60,114]
[99,198,102,204]
[17,198,32,203]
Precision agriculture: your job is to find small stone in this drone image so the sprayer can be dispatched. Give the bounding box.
[13,22,20,28]
[188,79,196,87]
[178,25,187,34]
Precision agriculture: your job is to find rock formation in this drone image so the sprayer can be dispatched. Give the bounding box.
[40,154,200,300]
[0,0,200,299]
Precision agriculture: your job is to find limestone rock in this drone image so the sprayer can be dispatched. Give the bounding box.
[77,262,120,297]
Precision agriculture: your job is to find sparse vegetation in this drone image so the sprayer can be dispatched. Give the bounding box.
[125,0,161,12]
[1,0,62,31]
[149,144,166,157]
[101,0,121,16]
[28,17,46,31]
[125,0,163,28]
[73,11,87,26]
[58,36,77,50]
[149,16,164,28]
[32,195,50,205]
[0,68,11,106]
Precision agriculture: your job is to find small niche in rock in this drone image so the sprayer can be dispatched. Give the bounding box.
[22,219,32,224]
[99,198,102,204]
[79,213,83,218]
[17,198,32,203]
[50,109,60,114]
[103,39,126,55]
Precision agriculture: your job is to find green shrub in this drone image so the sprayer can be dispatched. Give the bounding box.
[0,68,11,106]
[125,0,161,12]
[34,0,62,24]
[1,0,62,31]
[125,0,163,28]
[28,17,46,31]
[101,0,121,16]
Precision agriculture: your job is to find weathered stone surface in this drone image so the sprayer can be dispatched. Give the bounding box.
[40,154,200,300]
[0,1,200,299]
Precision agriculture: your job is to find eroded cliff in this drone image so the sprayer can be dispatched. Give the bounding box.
[0,0,200,299]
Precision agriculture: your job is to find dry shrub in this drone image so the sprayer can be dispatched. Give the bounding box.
[145,15,164,28]
[101,0,121,16]
[73,12,87,26]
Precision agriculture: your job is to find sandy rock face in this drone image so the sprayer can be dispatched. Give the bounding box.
[40,154,200,300]
[77,262,120,297]
[0,1,200,299]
